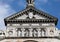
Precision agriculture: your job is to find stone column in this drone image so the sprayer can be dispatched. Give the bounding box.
[41,28,46,37]
[25,29,29,37]
[45,28,48,37]
[42,30,45,36]
[37,28,41,37]
[18,30,22,37]
[33,30,37,37]
[29,28,33,37]
[21,28,25,37]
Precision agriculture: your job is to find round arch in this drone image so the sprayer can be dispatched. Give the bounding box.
[24,40,38,42]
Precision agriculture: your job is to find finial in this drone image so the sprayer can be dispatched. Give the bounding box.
[26,0,34,6]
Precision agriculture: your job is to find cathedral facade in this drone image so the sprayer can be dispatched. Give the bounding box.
[0,0,60,42]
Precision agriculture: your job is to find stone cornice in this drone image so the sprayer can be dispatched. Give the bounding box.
[5,36,59,39]
[4,19,58,26]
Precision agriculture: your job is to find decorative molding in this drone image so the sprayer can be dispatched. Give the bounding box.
[5,36,59,39]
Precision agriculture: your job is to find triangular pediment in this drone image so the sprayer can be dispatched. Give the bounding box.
[4,7,58,25]
[5,7,56,20]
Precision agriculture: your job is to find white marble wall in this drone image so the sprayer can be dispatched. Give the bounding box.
[6,23,58,37]
[0,23,60,42]
[6,26,17,37]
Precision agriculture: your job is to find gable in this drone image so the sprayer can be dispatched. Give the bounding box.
[4,7,57,20]
[4,7,58,26]
[5,7,49,20]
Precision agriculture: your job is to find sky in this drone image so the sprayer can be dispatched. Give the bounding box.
[0,0,60,30]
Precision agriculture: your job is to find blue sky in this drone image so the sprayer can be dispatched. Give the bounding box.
[0,0,60,30]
